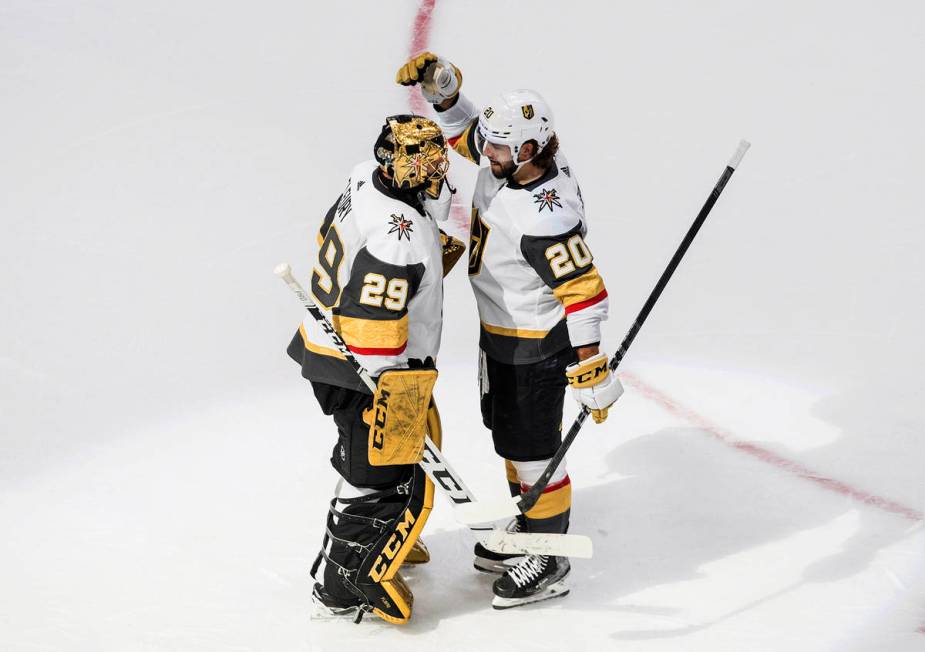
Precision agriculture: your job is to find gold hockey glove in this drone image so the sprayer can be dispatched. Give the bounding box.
[368,365,438,466]
[395,52,462,104]
[440,230,465,277]
[565,353,624,424]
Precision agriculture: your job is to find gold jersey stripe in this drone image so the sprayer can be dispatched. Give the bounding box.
[480,321,549,339]
[448,120,480,164]
[298,323,346,360]
[524,481,572,520]
[552,266,607,310]
[334,314,409,349]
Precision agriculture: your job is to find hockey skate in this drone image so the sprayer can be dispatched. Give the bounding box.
[473,516,526,573]
[491,555,570,610]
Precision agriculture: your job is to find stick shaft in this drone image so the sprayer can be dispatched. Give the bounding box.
[518,141,750,513]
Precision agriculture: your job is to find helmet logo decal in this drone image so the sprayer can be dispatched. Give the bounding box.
[533,188,562,213]
[522,105,534,119]
[388,213,415,241]
[483,107,495,119]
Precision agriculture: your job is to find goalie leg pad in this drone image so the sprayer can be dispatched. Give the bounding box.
[314,446,436,624]
[368,367,438,466]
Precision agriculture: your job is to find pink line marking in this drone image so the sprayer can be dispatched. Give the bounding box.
[407,0,469,233]
[407,0,436,116]
[621,372,924,523]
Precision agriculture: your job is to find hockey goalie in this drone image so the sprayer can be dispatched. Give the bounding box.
[285,114,463,623]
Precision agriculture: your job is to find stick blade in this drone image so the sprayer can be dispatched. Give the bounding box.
[485,531,593,559]
[454,495,522,525]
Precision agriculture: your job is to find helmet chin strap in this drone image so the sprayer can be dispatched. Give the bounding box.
[509,143,537,179]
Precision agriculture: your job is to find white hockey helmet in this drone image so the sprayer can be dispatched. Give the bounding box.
[477,89,555,167]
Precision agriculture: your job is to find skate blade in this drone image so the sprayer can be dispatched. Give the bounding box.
[310,597,366,621]
[473,556,525,575]
[311,603,362,621]
[491,579,570,610]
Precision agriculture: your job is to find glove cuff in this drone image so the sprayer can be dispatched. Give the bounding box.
[566,352,609,388]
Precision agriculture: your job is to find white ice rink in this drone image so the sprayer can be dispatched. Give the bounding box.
[3,1,924,650]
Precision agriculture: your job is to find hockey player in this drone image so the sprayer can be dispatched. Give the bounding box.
[286,114,463,623]
[397,54,625,608]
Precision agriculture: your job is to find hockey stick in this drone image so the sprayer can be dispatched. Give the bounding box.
[274,263,593,558]
[455,140,752,525]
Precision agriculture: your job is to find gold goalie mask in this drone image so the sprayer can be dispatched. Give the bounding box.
[374,114,449,199]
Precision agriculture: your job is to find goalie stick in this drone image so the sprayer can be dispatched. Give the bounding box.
[455,140,752,525]
[274,263,593,558]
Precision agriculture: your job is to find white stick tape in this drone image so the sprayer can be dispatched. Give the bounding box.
[728,139,751,169]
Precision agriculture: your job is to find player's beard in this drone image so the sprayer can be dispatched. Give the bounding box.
[489,158,516,179]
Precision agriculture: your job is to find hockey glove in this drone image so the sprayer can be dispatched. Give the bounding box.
[367,358,438,466]
[440,230,465,277]
[395,52,462,104]
[565,353,624,424]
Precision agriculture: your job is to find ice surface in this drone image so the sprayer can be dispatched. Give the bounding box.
[2,1,924,650]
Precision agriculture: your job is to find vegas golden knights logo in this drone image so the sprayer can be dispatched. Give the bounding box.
[522,104,534,119]
[468,208,491,276]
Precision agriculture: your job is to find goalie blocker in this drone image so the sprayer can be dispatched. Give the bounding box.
[367,363,439,467]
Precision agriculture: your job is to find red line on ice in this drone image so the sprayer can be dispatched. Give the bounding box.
[408,0,921,525]
[621,372,924,523]
[407,0,470,232]
[407,0,436,116]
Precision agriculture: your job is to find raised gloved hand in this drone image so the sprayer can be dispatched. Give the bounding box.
[395,51,462,104]
[565,353,624,424]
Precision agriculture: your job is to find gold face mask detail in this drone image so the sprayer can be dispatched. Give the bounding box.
[387,116,449,200]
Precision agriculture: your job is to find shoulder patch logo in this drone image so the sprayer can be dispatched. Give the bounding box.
[388,213,414,241]
[560,166,570,177]
[522,104,534,119]
[533,187,563,213]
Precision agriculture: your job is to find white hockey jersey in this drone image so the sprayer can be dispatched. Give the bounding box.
[434,94,609,364]
[287,160,444,392]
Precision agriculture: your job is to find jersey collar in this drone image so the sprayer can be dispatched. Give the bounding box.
[506,163,558,192]
[373,169,425,216]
